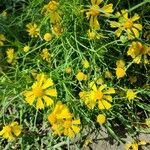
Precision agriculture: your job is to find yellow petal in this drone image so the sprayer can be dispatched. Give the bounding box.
[98,100,112,109]
[68,128,75,137]
[103,95,112,102]
[26,95,35,105]
[43,96,54,106]
[132,27,139,38]
[131,13,140,21]
[42,78,54,89]
[110,21,121,28]
[72,119,81,125]
[45,89,57,97]
[72,125,80,134]
[133,23,142,30]
[89,81,97,91]
[12,125,21,136]
[36,98,44,109]
[91,0,103,5]
[115,28,123,37]
[98,84,107,91]
[103,88,115,94]
[101,4,113,14]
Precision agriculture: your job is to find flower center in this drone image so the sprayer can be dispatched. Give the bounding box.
[63,120,72,128]
[33,86,43,97]
[124,19,133,29]
[95,91,103,100]
[89,5,100,16]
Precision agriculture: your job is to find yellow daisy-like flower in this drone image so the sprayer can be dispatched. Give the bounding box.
[0,34,6,46]
[43,33,52,42]
[126,89,136,101]
[23,73,57,109]
[6,48,15,64]
[65,67,72,74]
[127,41,150,64]
[110,9,142,39]
[48,102,81,137]
[23,45,30,52]
[97,114,106,124]
[52,23,63,38]
[76,71,87,81]
[80,81,115,110]
[42,1,61,24]
[115,59,126,79]
[85,0,113,30]
[40,48,51,62]
[82,59,90,69]
[26,23,39,38]
[0,121,21,141]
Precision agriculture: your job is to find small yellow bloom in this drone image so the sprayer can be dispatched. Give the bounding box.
[23,45,30,52]
[43,33,52,42]
[65,67,72,74]
[126,89,136,101]
[24,73,57,109]
[26,23,39,38]
[110,10,142,39]
[0,34,6,46]
[97,114,106,124]
[116,67,126,79]
[85,0,113,30]
[104,70,113,78]
[40,48,50,62]
[116,59,125,68]
[145,118,150,127]
[76,71,87,81]
[52,24,63,38]
[0,121,21,141]
[125,143,138,150]
[82,59,89,68]
[6,48,15,64]
[127,41,150,64]
[42,1,61,24]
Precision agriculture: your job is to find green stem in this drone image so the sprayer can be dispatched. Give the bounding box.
[128,0,149,12]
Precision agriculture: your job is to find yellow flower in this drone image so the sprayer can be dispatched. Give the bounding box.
[85,0,113,30]
[0,34,6,46]
[80,81,115,109]
[116,67,126,79]
[6,48,15,64]
[116,59,125,68]
[23,45,30,52]
[23,73,57,109]
[65,67,72,74]
[104,70,113,78]
[115,59,126,79]
[43,33,52,42]
[0,122,21,141]
[26,23,39,38]
[125,143,138,150]
[52,24,63,38]
[127,41,150,64]
[110,10,142,39]
[126,89,136,101]
[76,71,87,81]
[82,59,89,68]
[41,48,50,62]
[42,1,61,24]
[97,114,106,124]
[48,102,80,137]
[63,119,81,138]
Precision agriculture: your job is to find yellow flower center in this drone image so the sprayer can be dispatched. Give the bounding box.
[95,91,103,100]
[33,86,43,97]
[64,120,72,128]
[124,19,133,29]
[89,5,100,16]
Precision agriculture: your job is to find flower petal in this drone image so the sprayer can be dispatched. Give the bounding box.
[36,98,44,109]
[45,89,57,97]
[43,95,54,106]
[42,78,54,89]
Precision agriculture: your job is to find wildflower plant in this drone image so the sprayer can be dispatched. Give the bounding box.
[0,0,150,149]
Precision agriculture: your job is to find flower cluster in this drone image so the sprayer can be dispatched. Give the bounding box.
[48,102,81,137]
